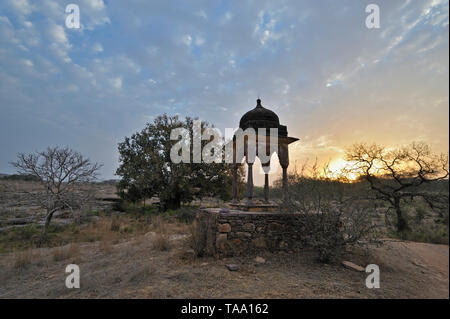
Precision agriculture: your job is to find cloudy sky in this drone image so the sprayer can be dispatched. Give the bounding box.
[0,0,448,183]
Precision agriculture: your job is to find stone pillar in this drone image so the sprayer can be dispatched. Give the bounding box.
[282,166,288,202]
[232,163,238,204]
[246,162,254,206]
[262,163,271,203]
[264,173,269,203]
[244,134,256,206]
[278,142,289,203]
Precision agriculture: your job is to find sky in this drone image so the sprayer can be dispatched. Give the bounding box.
[0,0,448,184]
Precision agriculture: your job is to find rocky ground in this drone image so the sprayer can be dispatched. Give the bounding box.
[0,180,448,298]
[0,234,448,298]
[0,180,118,231]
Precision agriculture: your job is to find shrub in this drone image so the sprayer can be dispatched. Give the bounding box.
[176,207,197,223]
[414,205,428,223]
[189,220,208,257]
[152,233,171,251]
[285,167,381,263]
[394,224,449,244]
[301,204,379,263]
[110,215,121,232]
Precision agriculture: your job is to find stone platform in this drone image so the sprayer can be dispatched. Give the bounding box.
[228,201,279,212]
[195,208,308,257]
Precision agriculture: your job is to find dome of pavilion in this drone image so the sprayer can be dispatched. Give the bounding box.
[238,99,288,137]
[239,99,280,130]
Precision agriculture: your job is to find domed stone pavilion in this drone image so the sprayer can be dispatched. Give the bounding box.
[230,99,299,210]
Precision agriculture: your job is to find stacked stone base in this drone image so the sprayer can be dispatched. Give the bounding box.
[196,208,307,257]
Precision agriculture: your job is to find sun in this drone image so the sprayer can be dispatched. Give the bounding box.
[325,158,360,182]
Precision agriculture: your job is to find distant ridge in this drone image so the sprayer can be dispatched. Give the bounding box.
[0,173,40,181]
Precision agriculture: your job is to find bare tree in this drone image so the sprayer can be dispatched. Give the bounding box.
[346,142,449,232]
[10,146,102,235]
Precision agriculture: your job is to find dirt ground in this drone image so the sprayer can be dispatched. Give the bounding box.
[0,180,448,298]
[0,234,447,299]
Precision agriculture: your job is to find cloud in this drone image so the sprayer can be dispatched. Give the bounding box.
[22,59,33,67]
[182,34,192,46]
[8,0,32,16]
[0,0,447,180]
[48,24,69,45]
[220,11,233,25]
[110,77,122,89]
[195,36,205,46]
[79,0,111,30]
[92,42,104,53]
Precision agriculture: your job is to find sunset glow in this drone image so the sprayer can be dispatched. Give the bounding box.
[325,158,360,182]
[0,0,448,183]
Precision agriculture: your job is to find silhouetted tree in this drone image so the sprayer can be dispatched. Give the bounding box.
[346,142,449,232]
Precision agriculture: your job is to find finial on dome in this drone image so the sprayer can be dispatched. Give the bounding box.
[256,98,262,107]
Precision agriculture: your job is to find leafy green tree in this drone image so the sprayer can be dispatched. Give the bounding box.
[116,114,242,210]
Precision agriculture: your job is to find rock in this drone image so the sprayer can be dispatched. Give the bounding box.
[268,222,282,231]
[220,208,230,213]
[236,232,252,238]
[218,223,232,233]
[225,264,239,271]
[255,256,266,264]
[216,233,228,250]
[169,234,188,241]
[144,231,157,239]
[342,261,365,272]
[252,237,266,248]
[243,223,255,232]
[179,249,196,260]
[412,260,426,268]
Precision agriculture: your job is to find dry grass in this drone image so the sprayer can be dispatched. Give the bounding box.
[110,215,121,232]
[152,233,171,251]
[0,230,448,298]
[52,243,80,262]
[128,263,156,283]
[13,249,35,269]
[80,216,125,243]
[189,220,207,257]
[98,234,114,253]
[132,234,146,247]
[150,215,165,231]
[147,214,191,252]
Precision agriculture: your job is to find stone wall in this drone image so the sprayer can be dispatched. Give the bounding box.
[195,208,308,257]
